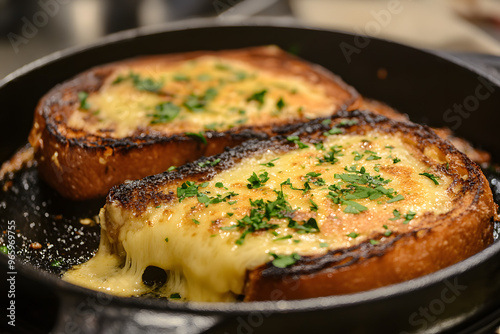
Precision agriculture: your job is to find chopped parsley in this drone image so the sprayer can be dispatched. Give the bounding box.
[226,186,319,245]
[276,97,285,110]
[319,242,329,248]
[260,158,280,168]
[197,74,212,81]
[169,293,181,299]
[389,209,416,224]
[347,232,359,238]
[50,259,63,267]
[309,198,319,212]
[167,166,177,172]
[150,102,180,124]
[192,219,201,225]
[365,150,382,161]
[393,157,401,164]
[386,194,404,203]
[353,151,363,161]
[288,218,319,233]
[247,171,269,189]
[198,158,221,168]
[215,182,225,188]
[114,72,164,93]
[165,237,169,242]
[184,87,218,112]
[78,91,90,110]
[317,146,342,164]
[270,253,301,268]
[403,211,416,224]
[419,172,440,185]
[247,89,267,106]
[369,239,380,245]
[274,235,293,241]
[287,136,309,149]
[0,245,8,254]
[306,172,326,186]
[185,131,207,144]
[177,181,203,202]
[383,224,392,236]
[327,167,400,213]
[323,127,343,136]
[314,142,326,151]
[339,119,358,126]
[173,74,189,82]
[197,191,238,207]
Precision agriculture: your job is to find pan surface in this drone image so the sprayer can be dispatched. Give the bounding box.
[1,18,500,334]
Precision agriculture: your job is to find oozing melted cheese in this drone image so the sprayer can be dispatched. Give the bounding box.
[67,56,335,138]
[63,133,455,302]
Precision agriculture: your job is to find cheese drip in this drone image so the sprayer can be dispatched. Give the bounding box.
[63,134,454,302]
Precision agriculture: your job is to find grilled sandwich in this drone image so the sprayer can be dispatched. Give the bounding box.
[28,45,490,200]
[63,111,497,302]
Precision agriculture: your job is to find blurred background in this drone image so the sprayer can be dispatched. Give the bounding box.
[2,0,500,78]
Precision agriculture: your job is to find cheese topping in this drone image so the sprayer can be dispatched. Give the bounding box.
[67,56,335,138]
[63,132,454,302]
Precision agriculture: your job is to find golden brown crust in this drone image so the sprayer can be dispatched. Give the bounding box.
[104,110,496,301]
[28,46,360,200]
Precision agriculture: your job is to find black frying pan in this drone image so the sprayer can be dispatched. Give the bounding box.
[1,18,500,334]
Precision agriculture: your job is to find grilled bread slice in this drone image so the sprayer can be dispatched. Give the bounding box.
[28,46,359,200]
[63,111,497,302]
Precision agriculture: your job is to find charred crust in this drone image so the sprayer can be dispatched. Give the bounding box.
[261,232,408,278]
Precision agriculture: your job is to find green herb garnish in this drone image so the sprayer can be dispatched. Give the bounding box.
[276,97,285,110]
[309,198,319,212]
[50,259,62,267]
[185,131,207,144]
[150,102,180,124]
[270,253,300,268]
[287,136,309,149]
[260,158,280,168]
[247,171,269,189]
[247,89,267,106]
[78,91,90,110]
[274,235,293,241]
[347,232,359,238]
[386,194,404,203]
[173,74,189,81]
[184,87,218,112]
[169,293,181,299]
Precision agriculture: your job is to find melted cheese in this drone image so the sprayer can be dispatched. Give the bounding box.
[67,56,334,138]
[63,133,454,302]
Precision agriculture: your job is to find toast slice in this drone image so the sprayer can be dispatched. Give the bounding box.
[63,111,497,302]
[28,46,359,200]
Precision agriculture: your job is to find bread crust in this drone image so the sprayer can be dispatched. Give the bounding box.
[29,46,359,200]
[104,110,496,301]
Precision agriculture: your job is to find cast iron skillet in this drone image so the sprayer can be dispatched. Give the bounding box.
[1,18,500,334]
